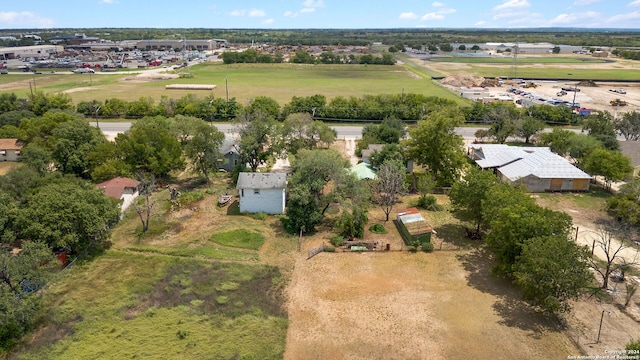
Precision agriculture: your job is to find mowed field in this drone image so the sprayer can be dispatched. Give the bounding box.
[0,63,465,106]
[409,54,640,81]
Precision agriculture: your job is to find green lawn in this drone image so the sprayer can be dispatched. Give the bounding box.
[209,229,266,250]
[429,56,609,64]
[0,63,465,106]
[16,251,286,359]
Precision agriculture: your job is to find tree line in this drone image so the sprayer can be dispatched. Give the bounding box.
[222,49,396,65]
[5,28,640,48]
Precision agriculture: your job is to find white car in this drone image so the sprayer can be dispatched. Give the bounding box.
[73,68,95,74]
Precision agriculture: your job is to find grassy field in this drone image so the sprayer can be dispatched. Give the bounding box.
[429,56,610,64]
[0,63,465,106]
[463,65,640,81]
[10,181,292,359]
[15,252,287,360]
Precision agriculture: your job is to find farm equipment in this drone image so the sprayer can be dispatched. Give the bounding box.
[557,90,567,96]
[522,82,537,88]
[610,99,628,106]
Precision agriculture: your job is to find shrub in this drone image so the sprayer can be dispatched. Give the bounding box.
[421,242,434,253]
[417,195,443,211]
[627,338,640,351]
[407,246,418,253]
[323,246,336,252]
[330,236,345,247]
[369,223,387,234]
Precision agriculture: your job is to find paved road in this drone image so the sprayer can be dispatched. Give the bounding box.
[97,122,483,140]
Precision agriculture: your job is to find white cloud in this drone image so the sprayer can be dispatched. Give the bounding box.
[629,0,640,6]
[493,0,530,11]
[0,11,54,28]
[283,10,297,17]
[492,10,528,20]
[248,9,266,17]
[261,18,274,25]
[573,0,600,5]
[399,12,419,20]
[300,8,316,13]
[99,0,116,4]
[417,3,456,22]
[548,11,599,25]
[474,20,490,26]
[421,12,445,21]
[607,10,640,22]
[230,9,266,17]
[303,0,325,7]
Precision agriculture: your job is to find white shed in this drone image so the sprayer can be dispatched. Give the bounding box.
[236,172,287,214]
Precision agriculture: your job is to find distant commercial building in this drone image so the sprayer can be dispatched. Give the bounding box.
[0,45,63,60]
[136,39,227,51]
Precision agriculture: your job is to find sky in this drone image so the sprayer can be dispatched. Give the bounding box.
[1,0,639,30]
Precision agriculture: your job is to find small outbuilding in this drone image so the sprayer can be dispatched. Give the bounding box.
[350,162,377,180]
[237,172,287,214]
[0,138,23,162]
[396,208,434,246]
[96,176,141,212]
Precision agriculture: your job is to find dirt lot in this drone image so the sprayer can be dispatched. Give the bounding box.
[285,245,579,359]
[413,55,640,113]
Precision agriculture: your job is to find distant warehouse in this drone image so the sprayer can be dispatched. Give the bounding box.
[0,45,63,60]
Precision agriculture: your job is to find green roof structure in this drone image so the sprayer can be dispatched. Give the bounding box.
[350,162,377,180]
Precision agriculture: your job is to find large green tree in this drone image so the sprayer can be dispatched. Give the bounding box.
[172,116,225,182]
[282,149,365,234]
[16,180,120,253]
[236,110,278,172]
[582,148,632,191]
[0,241,56,350]
[615,111,640,141]
[582,111,619,151]
[482,104,519,144]
[404,107,466,186]
[449,166,500,234]
[514,235,592,314]
[51,119,107,179]
[485,187,573,275]
[279,112,336,156]
[115,116,185,179]
[538,128,576,156]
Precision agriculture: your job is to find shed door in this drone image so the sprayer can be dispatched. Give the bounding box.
[550,178,563,191]
[573,179,589,191]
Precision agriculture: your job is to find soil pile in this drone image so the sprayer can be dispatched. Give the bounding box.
[441,74,486,88]
[577,80,598,87]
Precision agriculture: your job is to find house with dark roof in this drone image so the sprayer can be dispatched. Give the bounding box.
[96,177,141,212]
[469,144,591,192]
[236,172,287,214]
[0,138,23,162]
[219,135,241,172]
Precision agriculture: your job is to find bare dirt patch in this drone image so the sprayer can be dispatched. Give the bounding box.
[61,86,96,94]
[284,248,578,359]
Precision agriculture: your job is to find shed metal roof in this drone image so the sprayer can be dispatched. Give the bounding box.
[498,148,591,181]
[237,172,287,190]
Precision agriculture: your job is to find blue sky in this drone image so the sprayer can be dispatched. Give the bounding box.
[1,0,639,29]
